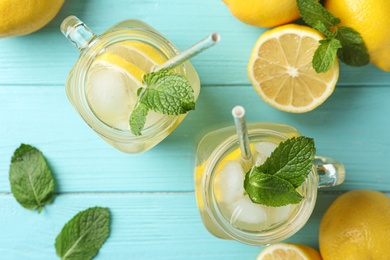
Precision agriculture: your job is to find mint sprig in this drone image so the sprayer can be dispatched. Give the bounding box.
[129,69,195,136]
[244,136,315,207]
[335,26,370,66]
[244,172,304,207]
[297,0,369,73]
[129,103,149,136]
[296,0,340,32]
[9,144,55,213]
[313,38,342,73]
[55,207,110,260]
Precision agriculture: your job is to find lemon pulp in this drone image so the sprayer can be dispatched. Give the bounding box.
[256,242,322,260]
[248,24,339,113]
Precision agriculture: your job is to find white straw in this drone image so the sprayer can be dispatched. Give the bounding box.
[232,106,252,161]
[153,32,220,72]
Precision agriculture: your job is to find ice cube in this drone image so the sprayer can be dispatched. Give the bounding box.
[265,205,291,226]
[268,204,291,224]
[86,66,135,126]
[112,117,130,131]
[254,141,278,157]
[214,160,245,204]
[225,196,292,231]
[255,154,267,166]
[144,110,165,129]
[254,142,278,165]
[229,196,267,228]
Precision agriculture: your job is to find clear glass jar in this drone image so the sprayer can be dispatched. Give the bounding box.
[61,16,200,153]
[194,123,345,245]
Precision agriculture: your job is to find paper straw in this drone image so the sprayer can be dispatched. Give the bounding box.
[232,106,252,161]
[153,32,220,72]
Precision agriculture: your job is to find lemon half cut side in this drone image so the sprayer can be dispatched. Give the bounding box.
[248,24,339,113]
[256,242,322,260]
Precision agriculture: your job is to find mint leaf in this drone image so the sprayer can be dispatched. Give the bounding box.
[297,0,370,72]
[9,144,54,213]
[257,137,316,187]
[141,69,195,114]
[244,171,303,207]
[128,69,195,135]
[313,21,333,38]
[244,136,316,206]
[129,103,149,136]
[335,26,370,66]
[313,38,342,73]
[297,0,340,30]
[55,207,110,260]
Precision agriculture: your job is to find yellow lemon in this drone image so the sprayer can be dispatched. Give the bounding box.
[0,0,64,38]
[325,0,390,71]
[319,190,390,260]
[222,0,301,28]
[256,243,322,260]
[247,24,339,113]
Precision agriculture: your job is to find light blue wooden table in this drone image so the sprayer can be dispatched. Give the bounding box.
[1,1,390,259]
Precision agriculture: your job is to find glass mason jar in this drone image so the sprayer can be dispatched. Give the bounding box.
[61,16,200,153]
[194,123,345,245]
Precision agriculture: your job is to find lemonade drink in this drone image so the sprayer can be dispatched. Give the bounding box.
[195,123,318,245]
[61,17,200,153]
[213,142,301,231]
[85,41,200,133]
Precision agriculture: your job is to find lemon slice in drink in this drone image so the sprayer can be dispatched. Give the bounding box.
[123,42,166,63]
[248,24,339,113]
[256,243,322,260]
[103,41,167,72]
[96,52,145,81]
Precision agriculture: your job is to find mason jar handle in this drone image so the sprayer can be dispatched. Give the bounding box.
[61,15,96,51]
[314,156,345,188]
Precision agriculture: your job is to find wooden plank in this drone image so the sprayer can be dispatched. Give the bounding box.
[0,192,351,259]
[1,86,389,193]
[0,0,389,87]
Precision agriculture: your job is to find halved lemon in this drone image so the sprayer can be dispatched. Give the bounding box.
[248,24,339,113]
[256,243,322,260]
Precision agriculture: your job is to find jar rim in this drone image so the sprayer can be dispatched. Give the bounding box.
[201,129,318,245]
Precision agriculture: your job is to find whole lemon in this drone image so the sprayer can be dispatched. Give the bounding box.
[222,0,300,28]
[325,0,390,71]
[319,190,390,260]
[0,0,65,38]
